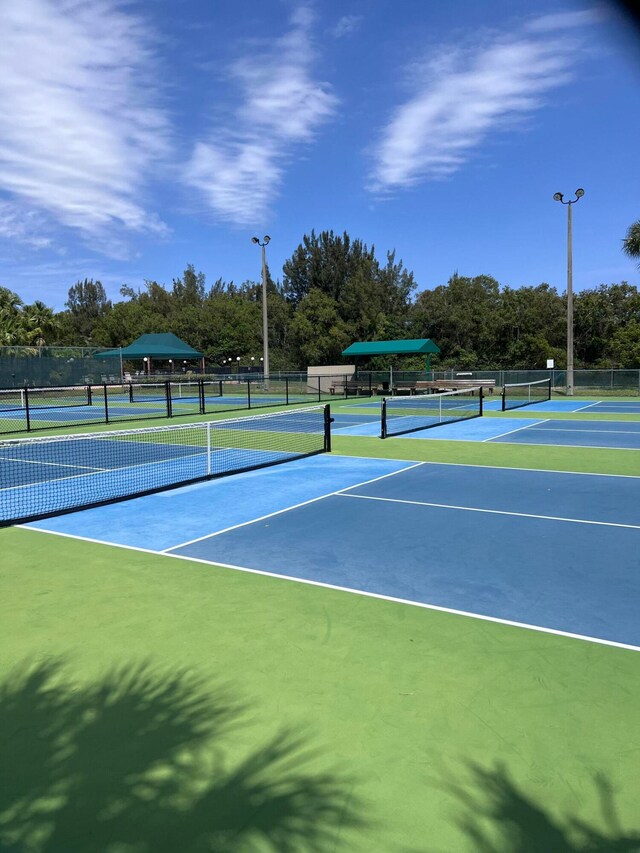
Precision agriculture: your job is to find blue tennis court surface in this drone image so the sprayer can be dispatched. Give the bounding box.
[27,455,640,650]
[330,406,640,449]
[488,419,640,449]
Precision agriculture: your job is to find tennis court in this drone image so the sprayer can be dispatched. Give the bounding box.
[2,397,639,850]
[24,455,640,649]
[488,418,640,449]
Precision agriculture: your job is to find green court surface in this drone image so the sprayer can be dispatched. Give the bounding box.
[1,397,640,851]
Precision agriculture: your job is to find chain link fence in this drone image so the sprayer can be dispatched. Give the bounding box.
[358,369,640,396]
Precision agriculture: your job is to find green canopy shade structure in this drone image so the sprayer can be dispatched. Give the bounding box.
[342,338,440,371]
[95,333,204,375]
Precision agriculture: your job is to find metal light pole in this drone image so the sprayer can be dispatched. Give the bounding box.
[251,235,271,387]
[553,189,584,396]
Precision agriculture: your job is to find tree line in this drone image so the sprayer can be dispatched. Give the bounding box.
[2,224,640,370]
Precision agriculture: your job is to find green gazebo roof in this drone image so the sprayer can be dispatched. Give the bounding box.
[95,333,203,359]
[341,339,440,357]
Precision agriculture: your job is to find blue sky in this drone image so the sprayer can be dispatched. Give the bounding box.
[0,0,639,309]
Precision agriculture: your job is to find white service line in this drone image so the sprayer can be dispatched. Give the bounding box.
[20,525,640,654]
[0,449,207,494]
[573,401,601,412]
[163,460,426,552]
[338,493,640,530]
[0,455,100,471]
[482,419,549,441]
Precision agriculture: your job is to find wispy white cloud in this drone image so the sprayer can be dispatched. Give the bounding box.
[370,12,597,192]
[525,8,605,33]
[0,203,54,250]
[184,7,337,225]
[0,0,171,253]
[332,15,363,38]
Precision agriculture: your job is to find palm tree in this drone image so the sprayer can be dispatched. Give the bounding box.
[0,310,24,345]
[0,287,25,346]
[24,300,58,347]
[622,220,640,268]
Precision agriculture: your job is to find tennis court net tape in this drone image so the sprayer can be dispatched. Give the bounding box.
[501,378,551,411]
[381,387,483,438]
[0,405,332,526]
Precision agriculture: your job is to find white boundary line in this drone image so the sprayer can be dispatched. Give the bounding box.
[492,440,640,452]
[331,453,640,479]
[19,525,640,654]
[482,419,549,441]
[163,460,426,552]
[337,493,640,530]
[530,426,640,435]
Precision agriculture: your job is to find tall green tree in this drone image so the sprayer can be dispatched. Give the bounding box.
[64,279,112,342]
[172,264,206,306]
[282,230,377,307]
[574,283,640,366]
[289,289,351,366]
[411,274,502,368]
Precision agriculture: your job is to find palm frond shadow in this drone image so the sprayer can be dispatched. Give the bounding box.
[405,760,640,853]
[0,659,365,852]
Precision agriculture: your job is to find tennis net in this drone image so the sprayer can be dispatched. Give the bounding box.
[381,387,483,438]
[0,386,91,412]
[501,378,551,411]
[0,405,332,526]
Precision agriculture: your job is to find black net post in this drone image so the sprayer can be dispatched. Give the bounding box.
[479,386,484,416]
[501,386,506,412]
[87,385,93,406]
[198,379,205,414]
[324,404,332,452]
[103,384,109,423]
[285,377,289,405]
[24,388,31,432]
[381,398,387,439]
[128,382,134,403]
[317,377,321,403]
[165,381,172,417]
[247,379,251,409]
